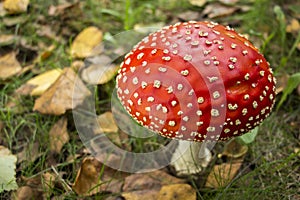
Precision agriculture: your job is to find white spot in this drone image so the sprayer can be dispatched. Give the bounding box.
[125,58,131,65]
[132,77,139,85]
[145,68,150,74]
[130,67,136,73]
[124,89,129,95]
[122,76,128,83]
[154,80,161,88]
[231,43,237,49]
[181,126,187,131]
[142,61,147,67]
[162,106,168,113]
[198,97,204,103]
[171,100,177,106]
[183,116,189,122]
[133,92,139,98]
[177,84,183,90]
[168,121,176,127]
[187,103,193,108]
[242,50,248,55]
[244,73,250,80]
[204,60,211,66]
[188,90,194,96]
[196,110,202,116]
[184,54,192,61]
[259,71,265,77]
[207,76,218,83]
[127,99,133,106]
[207,126,215,132]
[145,107,151,112]
[191,41,199,46]
[156,104,162,111]
[151,49,157,54]
[158,67,167,72]
[136,112,140,116]
[235,119,241,125]
[214,61,220,65]
[228,103,238,110]
[228,64,235,69]
[203,50,211,55]
[253,101,258,109]
[177,111,183,116]
[166,86,173,93]
[196,121,203,126]
[213,91,220,99]
[137,53,144,60]
[181,69,189,76]
[211,109,220,117]
[269,94,274,100]
[163,49,169,54]
[138,98,142,105]
[141,81,147,89]
[244,94,250,100]
[224,128,230,133]
[147,96,155,102]
[242,108,247,115]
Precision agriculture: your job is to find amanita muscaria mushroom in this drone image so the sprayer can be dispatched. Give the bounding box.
[115,21,276,174]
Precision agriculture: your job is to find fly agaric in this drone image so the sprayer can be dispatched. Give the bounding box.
[115,21,276,174]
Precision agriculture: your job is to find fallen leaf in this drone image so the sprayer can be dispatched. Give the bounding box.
[33,67,91,115]
[157,184,196,200]
[177,11,201,21]
[0,34,16,46]
[16,68,63,96]
[205,161,243,188]
[81,55,118,84]
[218,0,239,5]
[48,2,80,17]
[33,44,57,63]
[49,117,69,153]
[3,0,29,14]
[0,145,18,192]
[122,171,184,200]
[70,26,103,58]
[71,60,85,71]
[286,18,300,33]
[12,186,34,200]
[2,15,28,26]
[72,157,102,196]
[0,51,22,80]
[94,112,118,134]
[202,3,238,18]
[220,139,248,159]
[189,0,207,7]
[0,2,8,16]
[17,142,41,163]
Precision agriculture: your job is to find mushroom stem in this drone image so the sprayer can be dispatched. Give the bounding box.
[171,140,212,176]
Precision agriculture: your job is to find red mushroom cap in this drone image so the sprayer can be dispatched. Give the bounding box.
[116,21,276,142]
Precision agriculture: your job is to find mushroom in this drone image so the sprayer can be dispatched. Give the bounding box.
[115,21,276,175]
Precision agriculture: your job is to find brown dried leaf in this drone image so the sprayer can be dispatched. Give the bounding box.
[70,26,103,58]
[157,184,196,200]
[202,3,238,18]
[0,34,16,45]
[16,68,62,96]
[17,142,41,163]
[122,190,159,200]
[72,157,102,196]
[220,139,248,158]
[49,117,69,153]
[0,52,22,80]
[48,2,80,17]
[3,0,29,14]
[12,186,34,200]
[205,161,243,188]
[81,55,118,85]
[94,112,118,134]
[33,67,91,115]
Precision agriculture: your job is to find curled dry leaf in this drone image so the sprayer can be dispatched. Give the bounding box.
[220,139,248,159]
[205,161,243,188]
[0,51,22,80]
[72,157,102,196]
[33,67,91,115]
[3,0,29,14]
[70,26,103,58]
[16,68,62,96]
[157,184,196,200]
[49,117,69,154]
[81,55,118,85]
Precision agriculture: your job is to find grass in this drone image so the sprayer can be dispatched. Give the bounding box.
[0,0,300,199]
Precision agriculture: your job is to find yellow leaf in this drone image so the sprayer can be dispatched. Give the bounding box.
[27,69,62,96]
[286,18,300,33]
[0,52,22,80]
[157,184,196,200]
[70,26,103,58]
[49,117,69,153]
[33,68,91,115]
[3,0,29,14]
